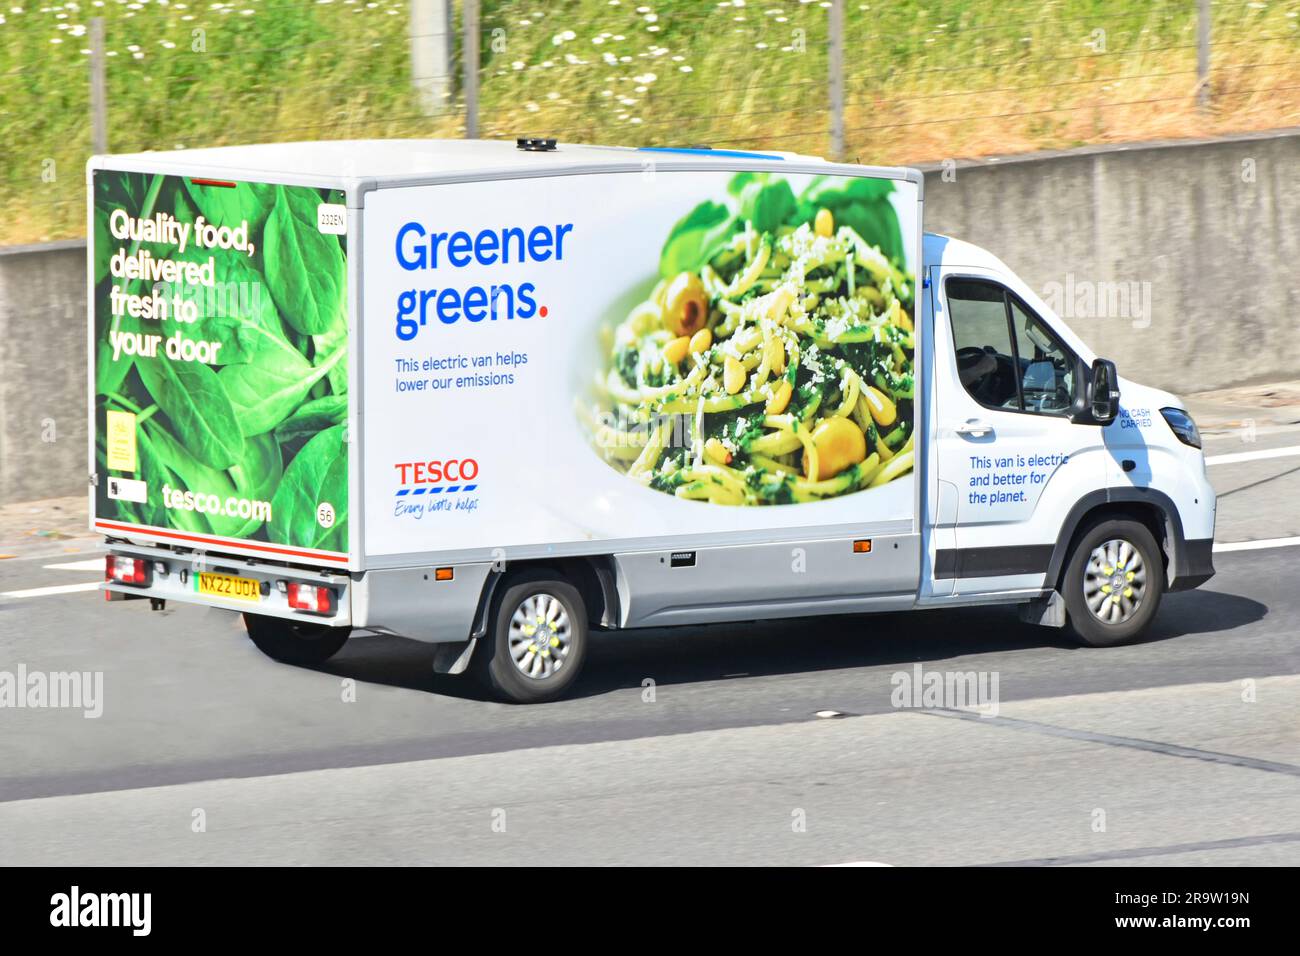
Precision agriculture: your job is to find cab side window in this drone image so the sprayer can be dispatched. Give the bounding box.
[1008,297,1074,414]
[947,278,1020,410]
[946,278,1076,416]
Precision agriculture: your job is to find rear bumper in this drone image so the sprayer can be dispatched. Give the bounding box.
[102,540,352,626]
[1170,537,1215,592]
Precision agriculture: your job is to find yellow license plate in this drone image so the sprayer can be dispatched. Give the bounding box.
[195,571,260,602]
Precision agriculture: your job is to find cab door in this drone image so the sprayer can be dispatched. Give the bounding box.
[932,268,1102,596]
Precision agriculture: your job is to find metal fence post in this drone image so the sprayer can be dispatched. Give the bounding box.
[463,0,479,138]
[90,17,107,154]
[409,0,452,116]
[829,0,845,161]
[1197,0,1211,109]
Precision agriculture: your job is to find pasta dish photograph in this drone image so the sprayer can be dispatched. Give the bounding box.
[580,171,916,507]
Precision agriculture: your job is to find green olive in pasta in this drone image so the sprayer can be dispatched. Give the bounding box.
[663,271,709,337]
[804,417,867,481]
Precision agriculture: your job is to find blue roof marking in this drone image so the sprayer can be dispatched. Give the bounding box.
[638,147,783,160]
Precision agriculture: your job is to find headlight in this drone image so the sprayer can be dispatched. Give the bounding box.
[1160,407,1201,449]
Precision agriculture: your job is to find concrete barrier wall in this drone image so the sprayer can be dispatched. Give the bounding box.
[1,130,1298,503]
[0,240,87,506]
[919,128,1300,395]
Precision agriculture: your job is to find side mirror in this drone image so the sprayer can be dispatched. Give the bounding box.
[1088,358,1120,424]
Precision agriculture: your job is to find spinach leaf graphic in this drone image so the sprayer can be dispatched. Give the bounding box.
[171,247,282,367]
[659,200,730,278]
[734,174,796,234]
[129,428,177,529]
[269,424,347,552]
[228,433,283,536]
[229,432,283,504]
[95,426,140,526]
[658,175,795,278]
[796,176,902,264]
[312,321,349,396]
[94,172,349,552]
[183,178,277,233]
[141,419,248,539]
[263,187,346,336]
[93,201,113,287]
[137,358,245,470]
[95,172,166,398]
[274,395,347,444]
[95,306,140,399]
[218,340,344,436]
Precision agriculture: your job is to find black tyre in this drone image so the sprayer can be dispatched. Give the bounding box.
[244,613,351,666]
[1062,518,1164,647]
[474,571,588,704]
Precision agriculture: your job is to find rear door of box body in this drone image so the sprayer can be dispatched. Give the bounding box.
[89,165,355,570]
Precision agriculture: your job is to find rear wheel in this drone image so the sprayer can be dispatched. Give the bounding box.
[1062,518,1164,647]
[475,571,588,704]
[243,613,351,666]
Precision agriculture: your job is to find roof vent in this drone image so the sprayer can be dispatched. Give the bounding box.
[517,137,558,152]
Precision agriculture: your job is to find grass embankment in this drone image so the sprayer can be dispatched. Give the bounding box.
[2,0,1297,244]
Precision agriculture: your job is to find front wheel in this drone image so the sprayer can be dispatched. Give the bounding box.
[1062,518,1164,647]
[244,613,351,666]
[474,571,589,703]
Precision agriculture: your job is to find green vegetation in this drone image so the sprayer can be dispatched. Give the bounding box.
[3,0,1298,244]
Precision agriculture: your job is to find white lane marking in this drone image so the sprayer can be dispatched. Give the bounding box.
[0,582,101,599]
[1214,536,1300,554]
[0,549,104,566]
[43,559,105,571]
[1205,444,1300,466]
[823,861,894,867]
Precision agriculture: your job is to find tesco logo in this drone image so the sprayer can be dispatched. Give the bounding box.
[394,458,479,485]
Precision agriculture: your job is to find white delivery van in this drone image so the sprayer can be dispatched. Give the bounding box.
[89,139,1216,702]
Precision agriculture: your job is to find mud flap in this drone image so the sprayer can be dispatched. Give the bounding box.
[432,638,478,675]
[1018,590,1067,628]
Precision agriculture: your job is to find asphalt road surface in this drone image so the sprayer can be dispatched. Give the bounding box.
[0,427,1297,865]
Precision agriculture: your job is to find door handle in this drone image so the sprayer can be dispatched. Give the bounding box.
[955,419,993,438]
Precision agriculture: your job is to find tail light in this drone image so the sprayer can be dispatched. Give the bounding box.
[105,554,151,586]
[286,581,336,615]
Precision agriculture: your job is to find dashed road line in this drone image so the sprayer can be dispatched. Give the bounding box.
[1214,536,1300,553]
[43,559,106,572]
[921,707,1300,778]
[0,582,101,600]
[1205,444,1300,466]
[983,831,1300,867]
